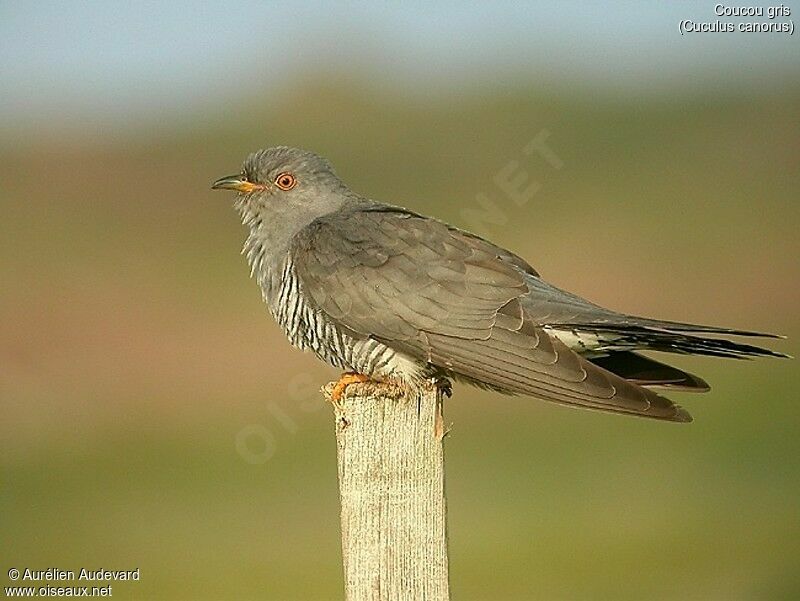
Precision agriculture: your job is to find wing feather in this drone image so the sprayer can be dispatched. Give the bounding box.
[292,207,690,421]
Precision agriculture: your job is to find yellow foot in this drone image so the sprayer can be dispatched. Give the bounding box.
[329,372,372,428]
[331,372,371,405]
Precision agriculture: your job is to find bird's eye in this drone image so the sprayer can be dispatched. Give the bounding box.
[275,172,297,191]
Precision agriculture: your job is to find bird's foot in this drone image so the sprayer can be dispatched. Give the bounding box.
[331,372,372,404]
[329,372,372,426]
[432,376,453,398]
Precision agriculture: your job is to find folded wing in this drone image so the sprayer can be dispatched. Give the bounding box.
[292,206,691,422]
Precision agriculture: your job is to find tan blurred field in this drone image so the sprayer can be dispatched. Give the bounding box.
[2,77,799,600]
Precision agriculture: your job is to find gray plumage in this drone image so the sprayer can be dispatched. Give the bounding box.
[212,146,787,423]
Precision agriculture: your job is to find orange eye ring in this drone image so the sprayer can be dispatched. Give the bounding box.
[275,172,297,191]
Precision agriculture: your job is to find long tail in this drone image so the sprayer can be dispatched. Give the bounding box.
[554,319,789,359]
[617,317,785,340]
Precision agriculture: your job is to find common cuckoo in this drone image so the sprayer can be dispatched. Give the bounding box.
[212,146,785,422]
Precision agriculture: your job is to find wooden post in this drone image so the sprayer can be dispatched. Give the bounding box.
[324,381,450,601]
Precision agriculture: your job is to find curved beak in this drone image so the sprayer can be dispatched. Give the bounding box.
[211,175,264,194]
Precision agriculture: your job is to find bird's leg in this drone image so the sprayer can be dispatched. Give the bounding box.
[432,376,453,398]
[331,372,372,404]
[329,372,372,425]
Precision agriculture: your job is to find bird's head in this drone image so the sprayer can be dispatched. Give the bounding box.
[212,146,352,257]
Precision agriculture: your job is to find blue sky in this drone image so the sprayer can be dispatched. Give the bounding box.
[1,2,796,130]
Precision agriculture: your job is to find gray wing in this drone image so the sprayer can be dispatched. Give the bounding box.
[292,206,690,422]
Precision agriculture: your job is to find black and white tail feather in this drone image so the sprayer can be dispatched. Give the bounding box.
[549,318,788,396]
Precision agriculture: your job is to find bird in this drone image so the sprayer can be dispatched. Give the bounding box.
[212,146,787,422]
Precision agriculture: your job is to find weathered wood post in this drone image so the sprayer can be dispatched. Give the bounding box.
[324,381,450,601]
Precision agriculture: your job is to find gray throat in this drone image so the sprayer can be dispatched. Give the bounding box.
[237,192,350,306]
[235,193,421,380]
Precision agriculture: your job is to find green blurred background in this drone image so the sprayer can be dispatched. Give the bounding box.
[2,3,799,600]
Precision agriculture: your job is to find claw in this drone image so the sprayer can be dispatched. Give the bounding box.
[329,372,372,429]
[433,376,453,398]
[331,372,372,405]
